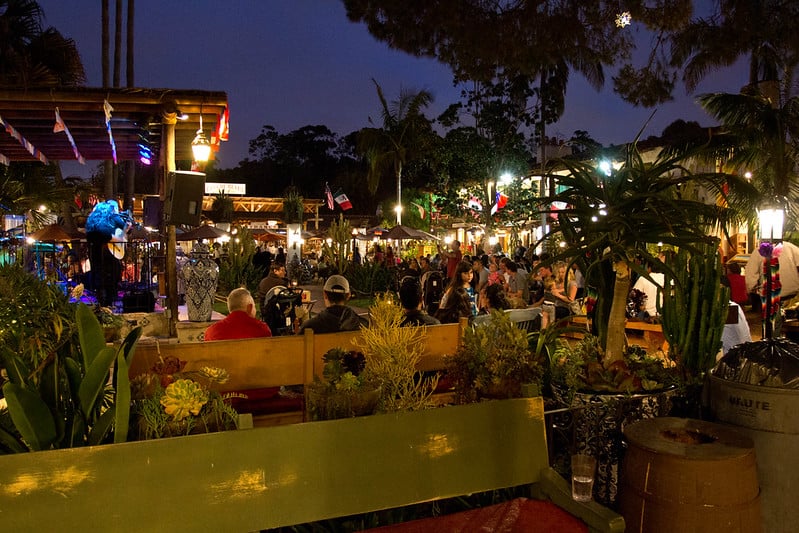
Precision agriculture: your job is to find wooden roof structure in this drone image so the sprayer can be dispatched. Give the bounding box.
[0,87,228,163]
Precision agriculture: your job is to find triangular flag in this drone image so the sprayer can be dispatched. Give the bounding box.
[333,188,352,211]
[411,202,425,219]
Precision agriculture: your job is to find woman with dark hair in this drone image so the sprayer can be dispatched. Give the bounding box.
[435,261,477,323]
[481,282,510,313]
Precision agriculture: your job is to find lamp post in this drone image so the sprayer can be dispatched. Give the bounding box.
[758,201,785,339]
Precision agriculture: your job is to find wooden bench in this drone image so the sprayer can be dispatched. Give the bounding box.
[0,397,624,532]
[568,316,668,352]
[130,322,466,426]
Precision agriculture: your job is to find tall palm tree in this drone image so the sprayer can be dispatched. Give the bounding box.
[357,79,433,224]
[540,142,753,363]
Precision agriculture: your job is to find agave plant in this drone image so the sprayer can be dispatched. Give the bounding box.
[538,141,754,367]
[0,303,141,452]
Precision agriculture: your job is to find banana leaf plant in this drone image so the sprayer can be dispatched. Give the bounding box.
[537,141,754,366]
[0,304,141,452]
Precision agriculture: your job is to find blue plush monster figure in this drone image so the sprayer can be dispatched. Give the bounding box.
[85,200,129,306]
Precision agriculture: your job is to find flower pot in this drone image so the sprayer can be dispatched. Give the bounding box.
[306,386,381,421]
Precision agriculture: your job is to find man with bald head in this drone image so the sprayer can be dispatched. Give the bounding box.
[204,287,272,341]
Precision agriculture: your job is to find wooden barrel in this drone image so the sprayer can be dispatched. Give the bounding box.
[618,417,761,533]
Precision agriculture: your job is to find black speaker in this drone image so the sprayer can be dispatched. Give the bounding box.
[143,196,162,227]
[164,171,205,226]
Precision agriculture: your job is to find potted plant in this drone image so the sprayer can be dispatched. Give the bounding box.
[305,348,381,421]
[129,355,238,439]
[539,141,751,380]
[354,294,439,412]
[446,310,545,403]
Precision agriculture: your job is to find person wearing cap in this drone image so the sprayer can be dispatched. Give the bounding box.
[299,275,365,334]
[204,287,272,341]
[399,276,441,327]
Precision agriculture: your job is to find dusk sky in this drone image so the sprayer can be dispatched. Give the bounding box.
[38,1,747,175]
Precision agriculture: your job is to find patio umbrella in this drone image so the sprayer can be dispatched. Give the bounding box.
[253,229,287,242]
[381,225,439,241]
[177,224,229,241]
[29,224,82,242]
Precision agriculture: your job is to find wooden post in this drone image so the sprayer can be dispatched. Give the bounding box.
[162,111,178,337]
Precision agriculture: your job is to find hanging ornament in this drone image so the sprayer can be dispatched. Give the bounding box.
[615,11,632,28]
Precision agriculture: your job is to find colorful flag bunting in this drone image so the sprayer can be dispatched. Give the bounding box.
[334,188,352,210]
[53,108,86,164]
[0,114,48,164]
[103,100,117,164]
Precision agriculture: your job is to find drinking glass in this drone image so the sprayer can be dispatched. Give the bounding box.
[571,454,596,502]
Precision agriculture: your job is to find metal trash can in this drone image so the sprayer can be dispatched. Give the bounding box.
[710,338,799,533]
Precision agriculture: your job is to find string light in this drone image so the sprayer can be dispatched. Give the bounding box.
[615,11,632,28]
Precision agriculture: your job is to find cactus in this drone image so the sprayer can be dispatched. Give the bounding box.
[660,242,729,381]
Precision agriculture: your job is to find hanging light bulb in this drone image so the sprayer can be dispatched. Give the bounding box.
[191,105,211,162]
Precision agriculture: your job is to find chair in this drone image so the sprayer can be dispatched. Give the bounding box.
[507,307,542,332]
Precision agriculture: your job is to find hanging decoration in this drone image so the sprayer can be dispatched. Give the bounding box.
[53,108,86,164]
[615,11,632,28]
[0,114,48,164]
[103,99,118,164]
[0,153,8,166]
[210,106,229,152]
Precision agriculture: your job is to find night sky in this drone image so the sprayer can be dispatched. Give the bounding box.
[38,1,747,174]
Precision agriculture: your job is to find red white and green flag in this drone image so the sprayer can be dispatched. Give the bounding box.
[334,188,352,210]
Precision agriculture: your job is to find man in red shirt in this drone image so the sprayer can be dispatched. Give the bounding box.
[439,240,462,280]
[204,287,272,341]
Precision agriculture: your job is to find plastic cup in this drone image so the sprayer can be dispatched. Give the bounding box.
[571,454,596,502]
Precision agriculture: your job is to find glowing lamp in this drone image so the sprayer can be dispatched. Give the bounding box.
[758,204,784,242]
[191,129,211,162]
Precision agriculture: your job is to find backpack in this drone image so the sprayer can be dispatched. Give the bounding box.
[421,270,446,315]
[262,286,303,336]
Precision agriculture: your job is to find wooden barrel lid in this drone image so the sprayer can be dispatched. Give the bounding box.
[624,417,755,460]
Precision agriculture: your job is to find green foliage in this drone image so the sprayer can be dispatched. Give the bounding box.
[306,348,378,421]
[550,335,680,403]
[0,303,141,452]
[209,192,234,223]
[345,261,394,296]
[354,294,438,412]
[322,214,353,274]
[660,243,729,381]
[539,142,751,361]
[0,263,77,371]
[129,358,237,439]
[446,310,545,404]
[217,225,260,292]
[282,186,304,224]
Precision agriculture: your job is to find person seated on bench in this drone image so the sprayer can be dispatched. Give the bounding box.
[256,262,288,320]
[204,287,272,341]
[299,275,366,334]
[399,276,440,327]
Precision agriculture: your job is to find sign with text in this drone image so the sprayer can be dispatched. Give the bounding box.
[205,182,246,195]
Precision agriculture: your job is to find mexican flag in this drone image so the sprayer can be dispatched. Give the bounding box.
[334,189,352,210]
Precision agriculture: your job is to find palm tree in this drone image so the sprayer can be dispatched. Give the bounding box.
[699,91,799,203]
[670,0,799,95]
[357,79,433,224]
[0,0,84,88]
[539,142,753,363]
[0,1,85,228]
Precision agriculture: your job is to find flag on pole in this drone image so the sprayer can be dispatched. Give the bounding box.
[333,188,353,210]
[325,183,335,210]
[491,192,509,215]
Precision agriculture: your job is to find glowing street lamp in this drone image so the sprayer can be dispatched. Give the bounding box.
[758,200,785,339]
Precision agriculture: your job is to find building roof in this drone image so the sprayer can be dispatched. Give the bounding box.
[0,86,228,163]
